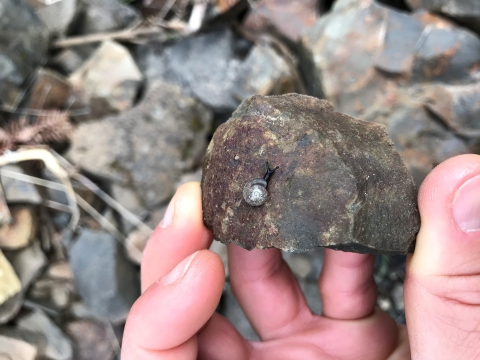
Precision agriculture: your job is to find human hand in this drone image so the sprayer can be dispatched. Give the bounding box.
[122,154,480,359]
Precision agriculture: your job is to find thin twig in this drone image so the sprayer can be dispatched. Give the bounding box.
[74,193,125,242]
[51,27,164,49]
[0,105,90,117]
[158,0,177,20]
[0,149,79,229]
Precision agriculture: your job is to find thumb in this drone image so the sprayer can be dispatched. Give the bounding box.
[405,154,480,360]
[122,250,224,360]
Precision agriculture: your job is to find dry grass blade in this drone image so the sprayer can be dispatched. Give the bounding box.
[50,149,154,236]
[0,148,79,229]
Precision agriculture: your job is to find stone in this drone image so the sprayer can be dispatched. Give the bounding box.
[65,320,116,360]
[406,0,480,34]
[0,293,22,325]
[174,168,203,189]
[232,43,296,101]
[69,229,140,324]
[423,82,480,136]
[0,249,21,306]
[5,241,47,288]
[32,0,77,35]
[0,334,37,360]
[0,0,48,106]
[1,165,42,205]
[137,28,297,114]
[124,229,149,265]
[29,69,73,111]
[201,94,420,254]
[47,262,73,280]
[299,0,480,184]
[76,0,141,35]
[52,49,85,76]
[17,309,73,360]
[0,242,47,324]
[209,241,229,278]
[220,283,258,340]
[299,0,480,116]
[69,41,143,119]
[137,29,244,113]
[391,283,404,311]
[68,81,213,208]
[0,206,37,250]
[362,85,472,185]
[283,253,313,279]
[0,184,11,226]
[242,0,318,42]
[299,280,322,314]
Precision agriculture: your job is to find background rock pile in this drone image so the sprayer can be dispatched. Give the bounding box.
[0,0,479,357]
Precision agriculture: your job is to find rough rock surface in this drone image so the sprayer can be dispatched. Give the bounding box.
[69,41,143,118]
[299,0,480,184]
[300,0,480,114]
[202,94,419,254]
[407,0,480,34]
[0,242,47,323]
[17,309,73,360]
[242,0,318,42]
[32,0,77,35]
[68,80,212,208]
[362,85,473,185]
[69,229,140,324]
[137,28,296,114]
[76,0,141,35]
[0,0,48,105]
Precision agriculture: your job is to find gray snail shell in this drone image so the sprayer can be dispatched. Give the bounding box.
[243,178,268,206]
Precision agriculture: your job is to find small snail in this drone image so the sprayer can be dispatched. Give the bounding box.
[243,161,279,206]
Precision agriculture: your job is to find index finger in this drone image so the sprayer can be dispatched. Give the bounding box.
[141,182,214,291]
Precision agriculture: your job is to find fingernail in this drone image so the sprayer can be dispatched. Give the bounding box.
[160,196,175,228]
[453,175,480,233]
[162,251,199,285]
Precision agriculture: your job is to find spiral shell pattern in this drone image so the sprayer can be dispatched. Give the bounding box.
[243,178,268,206]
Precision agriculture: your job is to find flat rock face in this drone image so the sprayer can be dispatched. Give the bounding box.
[407,0,480,34]
[136,28,297,114]
[299,0,480,185]
[68,80,212,208]
[202,94,419,254]
[0,0,48,105]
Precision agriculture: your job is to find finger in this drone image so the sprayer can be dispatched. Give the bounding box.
[228,245,312,340]
[198,313,251,360]
[405,154,480,359]
[122,250,224,360]
[141,182,213,292]
[319,249,377,319]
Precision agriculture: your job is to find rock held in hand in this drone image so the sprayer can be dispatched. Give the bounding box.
[201,94,420,254]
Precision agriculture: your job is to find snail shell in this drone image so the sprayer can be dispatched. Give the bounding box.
[243,178,268,206]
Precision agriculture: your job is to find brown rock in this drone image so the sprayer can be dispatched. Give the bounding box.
[201,94,419,254]
[0,206,37,250]
[243,0,318,42]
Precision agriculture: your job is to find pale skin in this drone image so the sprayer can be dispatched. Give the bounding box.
[122,154,480,360]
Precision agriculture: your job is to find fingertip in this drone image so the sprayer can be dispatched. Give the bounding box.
[141,182,213,292]
[126,249,225,353]
[173,182,204,229]
[411,154,480,276]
